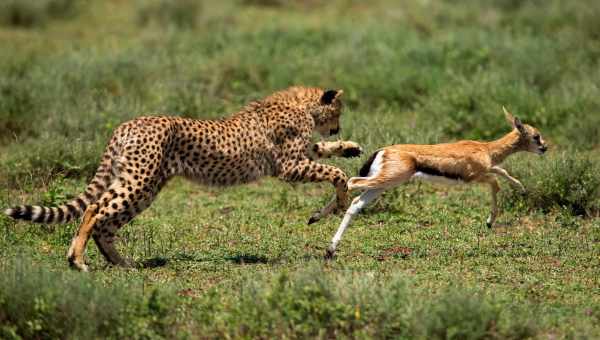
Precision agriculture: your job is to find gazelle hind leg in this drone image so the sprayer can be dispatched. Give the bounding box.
[326,152,415,258]
[325,188,384,259]
[348,151,416,191]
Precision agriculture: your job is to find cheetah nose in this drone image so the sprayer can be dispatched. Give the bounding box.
[330,128,340,135]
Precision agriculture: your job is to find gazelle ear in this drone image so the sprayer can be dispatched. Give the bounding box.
[503,106,525,132]
[513,116,525,133]
[503,106,514,125]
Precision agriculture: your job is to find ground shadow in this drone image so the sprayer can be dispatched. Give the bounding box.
[164,252,274,265]
[224,254,270,264]
[139,257,169,268]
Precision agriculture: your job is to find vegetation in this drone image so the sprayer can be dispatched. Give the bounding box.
[1,0,599,338]
[0,0,83,28]
[0,258,178,339]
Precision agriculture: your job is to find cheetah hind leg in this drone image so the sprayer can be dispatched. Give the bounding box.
[89,175,162,269]
[67,204,98,272]
[92,232,137,269]
[90,206,140,269]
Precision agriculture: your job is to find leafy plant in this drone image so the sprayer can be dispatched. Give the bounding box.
[505,152,600,217]
[137,0,202,29]
[0,258,179,339]
[0,0,82,28]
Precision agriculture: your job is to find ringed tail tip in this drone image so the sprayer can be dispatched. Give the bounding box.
[4,206,28,220]
[4,208,14,217]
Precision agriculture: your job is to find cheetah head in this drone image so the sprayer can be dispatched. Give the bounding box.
[312,89,344,137]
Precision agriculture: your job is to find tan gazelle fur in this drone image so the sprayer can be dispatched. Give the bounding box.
[325,107,548,258]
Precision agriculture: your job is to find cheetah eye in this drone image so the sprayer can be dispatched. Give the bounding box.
[533,134,540,141]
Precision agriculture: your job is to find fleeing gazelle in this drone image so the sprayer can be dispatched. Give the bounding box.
[325,107,548,258]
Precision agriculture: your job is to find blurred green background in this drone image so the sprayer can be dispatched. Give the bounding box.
[0,0,599,338]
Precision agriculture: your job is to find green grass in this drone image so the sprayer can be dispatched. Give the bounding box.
[1,0,599,338]
[0,0,83,28]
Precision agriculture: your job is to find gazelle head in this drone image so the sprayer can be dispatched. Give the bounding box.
[503,107,548,155]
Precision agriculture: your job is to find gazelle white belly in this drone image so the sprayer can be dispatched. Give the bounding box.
[411,171,464,185]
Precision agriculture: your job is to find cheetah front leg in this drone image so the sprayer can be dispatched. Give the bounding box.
[311,140,362,159]
[279,159,349,224]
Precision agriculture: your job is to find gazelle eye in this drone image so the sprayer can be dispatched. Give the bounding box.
[533,134,540,141]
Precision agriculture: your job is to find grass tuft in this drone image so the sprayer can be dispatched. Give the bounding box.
[192,265,537,338]
[137,0,202,30]
[0,257,178,339]
[0,0,82,28]
[505,152,600,217]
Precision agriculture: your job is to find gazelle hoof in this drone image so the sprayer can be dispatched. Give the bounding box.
[324,248,336,260]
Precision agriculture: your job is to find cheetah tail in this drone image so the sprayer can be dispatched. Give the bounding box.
[4,161,112,224]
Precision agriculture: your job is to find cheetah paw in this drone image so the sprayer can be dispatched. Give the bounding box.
[68,257,89,272]
[340,142,363,158]
[308,213,321,225]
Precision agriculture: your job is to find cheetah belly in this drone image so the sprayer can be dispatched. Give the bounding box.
[183,150,273,186]
[174,121,274,186]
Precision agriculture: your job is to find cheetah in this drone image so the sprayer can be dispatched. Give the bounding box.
[4,86,362,271]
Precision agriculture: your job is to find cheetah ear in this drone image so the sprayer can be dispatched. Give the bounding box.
[320,89,342,105]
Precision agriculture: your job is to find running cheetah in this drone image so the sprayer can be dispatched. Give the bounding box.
[4,86,362,271]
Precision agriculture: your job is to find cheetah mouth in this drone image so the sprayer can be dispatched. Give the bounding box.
[538,145,548,154]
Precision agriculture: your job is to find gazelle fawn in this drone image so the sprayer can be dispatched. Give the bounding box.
[325,107,548,258]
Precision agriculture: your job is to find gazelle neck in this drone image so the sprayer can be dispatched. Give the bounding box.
[487,129,522,165]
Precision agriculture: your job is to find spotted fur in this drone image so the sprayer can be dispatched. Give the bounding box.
[4,86,361,270]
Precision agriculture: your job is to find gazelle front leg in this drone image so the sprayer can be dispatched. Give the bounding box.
[481,176,501,228]
[325,188,384,259]
[490,166,525,194]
